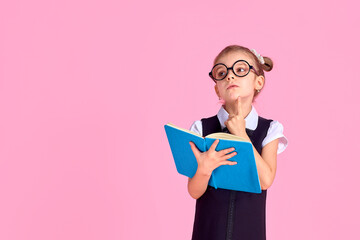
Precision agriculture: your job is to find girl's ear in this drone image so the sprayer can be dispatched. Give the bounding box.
[255,75,265,90]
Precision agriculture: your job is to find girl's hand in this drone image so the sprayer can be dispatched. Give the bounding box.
[189,139,237,176]
[225,97,247,137]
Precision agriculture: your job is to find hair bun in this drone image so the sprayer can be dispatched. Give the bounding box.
[262,56,273,72]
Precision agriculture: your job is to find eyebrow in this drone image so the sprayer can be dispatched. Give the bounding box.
[216,59,254,67]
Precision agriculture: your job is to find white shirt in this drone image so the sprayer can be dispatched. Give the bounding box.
[189,105,288,154]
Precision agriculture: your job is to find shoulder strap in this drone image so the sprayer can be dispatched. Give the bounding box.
[201,115,221,137]
[253,116,273,141]
[251,116,273,154]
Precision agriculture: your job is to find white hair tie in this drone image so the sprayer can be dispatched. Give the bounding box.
[250,49,265,64]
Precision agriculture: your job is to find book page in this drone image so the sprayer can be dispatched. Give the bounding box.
[205,132,250,142]
[166,123,204,138]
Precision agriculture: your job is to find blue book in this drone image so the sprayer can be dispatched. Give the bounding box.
[164,123,261,194]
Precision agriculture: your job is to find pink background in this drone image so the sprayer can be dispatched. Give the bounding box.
[1,0,359,239]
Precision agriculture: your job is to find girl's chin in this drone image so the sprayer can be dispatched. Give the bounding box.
[227,94,243,100]
[225,94,250,101]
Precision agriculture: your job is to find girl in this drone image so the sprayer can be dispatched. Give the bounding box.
[188,45,288,240]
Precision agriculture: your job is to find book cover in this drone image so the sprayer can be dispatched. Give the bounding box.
[164,122,261,193]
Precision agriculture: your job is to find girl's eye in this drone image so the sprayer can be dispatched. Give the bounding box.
[236,68,245,73]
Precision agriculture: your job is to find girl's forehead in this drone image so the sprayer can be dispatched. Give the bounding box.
[216,51,255,66]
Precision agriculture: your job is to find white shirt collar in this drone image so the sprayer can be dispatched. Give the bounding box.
[217,104,258,130]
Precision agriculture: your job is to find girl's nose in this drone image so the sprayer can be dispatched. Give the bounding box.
[227,70,236,80]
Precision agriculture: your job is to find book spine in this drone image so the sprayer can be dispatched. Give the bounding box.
[205,138,218,189]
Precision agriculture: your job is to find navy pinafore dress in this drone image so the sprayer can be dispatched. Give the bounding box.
[191,114,273,240]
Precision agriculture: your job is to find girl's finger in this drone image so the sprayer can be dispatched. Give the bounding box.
[208,139,220,152]
[217,160,237,167]
[220,151,237,161]
[226,160,237,165]
[219,147,236,155]
[189,142,199,157]
[236,96,243,117]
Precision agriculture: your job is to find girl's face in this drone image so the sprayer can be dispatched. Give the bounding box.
[214,50,264,104]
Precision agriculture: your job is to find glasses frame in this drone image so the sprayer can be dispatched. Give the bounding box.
[209,59,260,83]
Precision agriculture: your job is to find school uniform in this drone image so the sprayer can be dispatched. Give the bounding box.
[189,105,288,240]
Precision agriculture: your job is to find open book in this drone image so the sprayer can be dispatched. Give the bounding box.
[164,122,261,193]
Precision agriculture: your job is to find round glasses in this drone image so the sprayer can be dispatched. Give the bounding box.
[209,60,259,82]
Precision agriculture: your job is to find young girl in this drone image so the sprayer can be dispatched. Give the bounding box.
[188,45,288,240]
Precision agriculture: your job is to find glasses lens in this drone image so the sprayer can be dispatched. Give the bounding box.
[233,61,250,77]
[212,64,227,80]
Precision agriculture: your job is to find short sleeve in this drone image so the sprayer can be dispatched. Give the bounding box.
[189,120,203,137]
[262,120,288,154]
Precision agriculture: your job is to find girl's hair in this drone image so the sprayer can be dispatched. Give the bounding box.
[213,45,274,100]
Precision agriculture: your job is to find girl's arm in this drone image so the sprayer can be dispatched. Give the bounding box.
[224,98,279,189]
[187,171,211,200]
[242,135,279,190]
[188,139,237,199]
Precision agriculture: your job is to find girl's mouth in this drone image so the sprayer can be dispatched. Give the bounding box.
[227,85,239,89]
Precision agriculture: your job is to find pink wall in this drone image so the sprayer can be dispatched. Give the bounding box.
[1,0,359,239]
